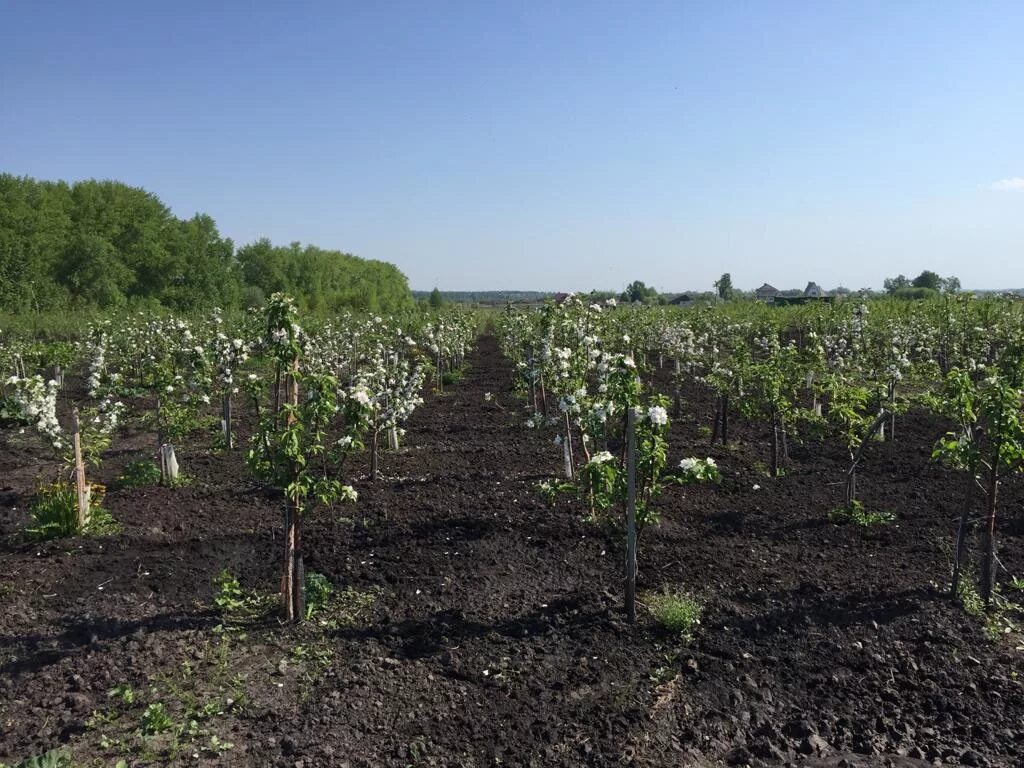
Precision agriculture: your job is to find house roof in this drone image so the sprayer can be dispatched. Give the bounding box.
[755,283,780,295]
[804,281,824,297]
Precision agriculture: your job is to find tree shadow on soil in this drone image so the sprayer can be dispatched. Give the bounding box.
[0,609,221,678]
[334,593,610,660]
[719,586,934,640]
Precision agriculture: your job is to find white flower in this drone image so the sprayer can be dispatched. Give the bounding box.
[339,485,358,503]
[647,406,668,426]
[590,451,614,465]
[752,484,761,491]
[350,388,371,406]
[705,457,716,467]
[679,457,697,471]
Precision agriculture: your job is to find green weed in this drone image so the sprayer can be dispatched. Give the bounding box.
[117,460,161,488]
[828,500,895,527]
[647,590,702,640]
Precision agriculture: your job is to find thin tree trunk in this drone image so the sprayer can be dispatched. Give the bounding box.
[370,428,379,481]
[770,412,779,477]
[780,415,789,466]
[673,359,682,418]
[844,410,889,506]
[273,364,282,428]
[887,383,897,442]
[721,394,729,444]
[282,358,304,622]
[951,467,974,597]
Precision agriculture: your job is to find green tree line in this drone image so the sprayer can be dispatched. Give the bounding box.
[0,174,413,313]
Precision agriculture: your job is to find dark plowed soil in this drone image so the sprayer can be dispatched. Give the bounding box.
[2,337,1023,767]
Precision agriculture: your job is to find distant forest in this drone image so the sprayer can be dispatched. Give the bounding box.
[0,174,413,314]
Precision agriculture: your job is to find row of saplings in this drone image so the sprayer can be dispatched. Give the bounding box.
[533,344,1024,628]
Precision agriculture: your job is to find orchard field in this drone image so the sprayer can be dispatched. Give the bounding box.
[2,295,1024,767]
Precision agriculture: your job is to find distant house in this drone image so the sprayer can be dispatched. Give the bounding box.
[755,283,780,301]
[669,294,692,306]
[773,281,836,306]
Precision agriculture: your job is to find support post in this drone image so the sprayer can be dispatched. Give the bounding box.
[625,407,638,623]
[71,409,90,528]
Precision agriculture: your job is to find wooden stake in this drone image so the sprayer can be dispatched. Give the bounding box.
[980,449,999,606]
[222,393,232,449]
[625,407,638,624]
[71,409,90,528]
[562,413,574,480]
[160,444,179,484]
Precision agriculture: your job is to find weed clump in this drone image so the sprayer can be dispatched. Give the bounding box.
[828,500,895,527]
[648,590,701,640]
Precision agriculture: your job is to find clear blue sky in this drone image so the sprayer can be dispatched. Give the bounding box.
[2,1,1022,292]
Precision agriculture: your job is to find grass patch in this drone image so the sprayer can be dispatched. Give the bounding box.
[441,365,469,386]
[828,500,895,527]
[117,460,162,488]
[27,482,119,539]
[647,589,701,640]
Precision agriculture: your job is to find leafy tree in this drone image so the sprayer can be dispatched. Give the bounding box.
[883,274,910,294]
[912,270,943,292]
[714,273,734,301]
[429,287,444,309]
[942,275,961,295]
[59,233,131,308]
[0,174,414,314]
[893,286,939,301]
[620,280,658,304]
